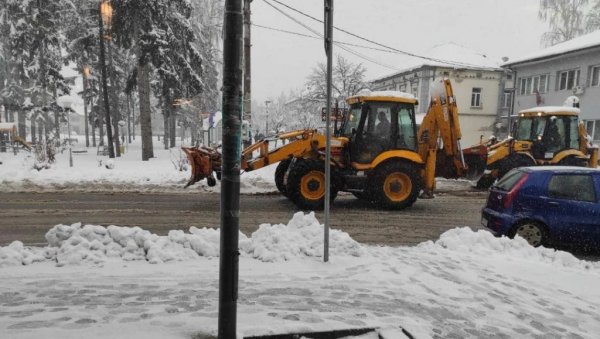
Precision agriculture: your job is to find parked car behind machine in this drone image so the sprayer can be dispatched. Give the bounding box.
[481,166,600,249]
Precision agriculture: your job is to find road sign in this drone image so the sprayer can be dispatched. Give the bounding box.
[321,107,347,122]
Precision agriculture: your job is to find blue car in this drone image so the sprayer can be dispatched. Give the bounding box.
[481,166,600,249]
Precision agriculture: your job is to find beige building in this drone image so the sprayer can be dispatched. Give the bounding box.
[370,43,506,146]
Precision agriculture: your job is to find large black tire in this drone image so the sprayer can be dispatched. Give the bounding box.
[286,159,337,210]
[558,156,588,167]
[509,221,548,247]
[369,161,421,210]
[475,174,496,190]
[497,154,536,180]
[275,158,292,196]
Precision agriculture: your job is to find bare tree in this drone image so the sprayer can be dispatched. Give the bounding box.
[306,55,368,101]
[538,0,600,46]
[587,2,600,31]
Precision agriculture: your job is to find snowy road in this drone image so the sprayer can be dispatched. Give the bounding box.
[0,191,487,247]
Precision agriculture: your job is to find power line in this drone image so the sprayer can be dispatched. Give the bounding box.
[253,23,414,54]
[266,0,488,69]
[262,0,403,71]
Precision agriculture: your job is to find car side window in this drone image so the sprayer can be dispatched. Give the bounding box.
[548,174,596,202]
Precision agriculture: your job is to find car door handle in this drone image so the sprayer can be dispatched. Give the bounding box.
[547,201,560,208]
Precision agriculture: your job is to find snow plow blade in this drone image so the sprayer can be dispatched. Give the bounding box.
[461,144,488,181]
[181,146,221,188]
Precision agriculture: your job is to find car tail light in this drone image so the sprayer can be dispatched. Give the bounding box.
[502,173,529,208]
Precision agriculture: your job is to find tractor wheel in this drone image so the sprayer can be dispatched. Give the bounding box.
[286,159,337,210]
[370,161,420,210]
[475,174,496,190]
[498,154,535,180]
[274,158,292,197]
[558,156,588,167]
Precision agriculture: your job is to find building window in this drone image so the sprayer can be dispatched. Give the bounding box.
[585,120,600,142]
[558,69,580,90]
[471,88,482,107]
[591,66,600,87]
[502,91,513,108]
[519,74,549,95]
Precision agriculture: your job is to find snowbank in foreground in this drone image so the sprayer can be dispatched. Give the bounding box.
[2,214,598,272]
[0,212,363,267]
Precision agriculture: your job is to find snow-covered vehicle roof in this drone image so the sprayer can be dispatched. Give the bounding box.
[519,106,580,116]
[347,89,417,105]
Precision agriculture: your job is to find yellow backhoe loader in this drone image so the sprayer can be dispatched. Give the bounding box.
[183,79,470,210]
[464,103,599,188]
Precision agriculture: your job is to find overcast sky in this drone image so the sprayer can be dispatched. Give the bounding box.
[250,0,548,103]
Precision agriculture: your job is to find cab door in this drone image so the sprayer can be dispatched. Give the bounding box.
[350,104,392,164]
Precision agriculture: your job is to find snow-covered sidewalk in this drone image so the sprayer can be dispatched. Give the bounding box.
[1,213,599,338]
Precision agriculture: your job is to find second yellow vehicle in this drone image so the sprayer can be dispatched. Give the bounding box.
[464,103,599,188]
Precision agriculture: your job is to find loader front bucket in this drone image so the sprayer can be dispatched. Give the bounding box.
[462,144,488,181]
[181,146,222,188]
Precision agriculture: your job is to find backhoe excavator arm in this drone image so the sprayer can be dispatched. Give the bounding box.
[182,129,325,187]
[416,79,468,196]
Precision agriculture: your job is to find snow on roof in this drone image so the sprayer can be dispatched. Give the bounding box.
[371,42,502,82]
[504,30,600,66]
[519,106,580,114]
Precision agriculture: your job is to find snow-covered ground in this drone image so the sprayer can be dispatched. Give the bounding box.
[0,137,278,194]
[0,136,475,194]
[1,212,599,338]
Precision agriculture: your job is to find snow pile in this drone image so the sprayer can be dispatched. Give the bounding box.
[0,212,363,266]
[421,227,599,270]
[243,212,364,261]
[0,241,51,267]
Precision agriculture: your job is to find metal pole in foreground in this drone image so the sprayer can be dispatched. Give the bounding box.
[323,0,333,263]
[218,0,243,337]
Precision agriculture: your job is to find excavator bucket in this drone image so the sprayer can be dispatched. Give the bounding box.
[181,146,222,187]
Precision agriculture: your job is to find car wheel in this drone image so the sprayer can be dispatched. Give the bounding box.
[511,221,547,247]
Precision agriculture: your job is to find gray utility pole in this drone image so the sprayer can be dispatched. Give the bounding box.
[243,0,252,141]
[323,0,333,263]
[218,0,243,337]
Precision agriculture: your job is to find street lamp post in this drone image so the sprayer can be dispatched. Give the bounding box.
[57,96,73,167]
[264,100,271,136]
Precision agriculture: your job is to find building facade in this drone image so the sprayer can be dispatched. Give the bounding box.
[503,30,600,144]
[371,66,506,146]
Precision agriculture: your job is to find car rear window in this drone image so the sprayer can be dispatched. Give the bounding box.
[548,174,597,202]
[494,169,527,191]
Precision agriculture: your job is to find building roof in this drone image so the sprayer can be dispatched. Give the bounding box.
[371,43,502,82]
[503,30,600,67]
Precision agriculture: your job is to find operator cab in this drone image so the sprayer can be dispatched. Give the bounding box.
[515,108,580,159]
[343,91,418,164]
